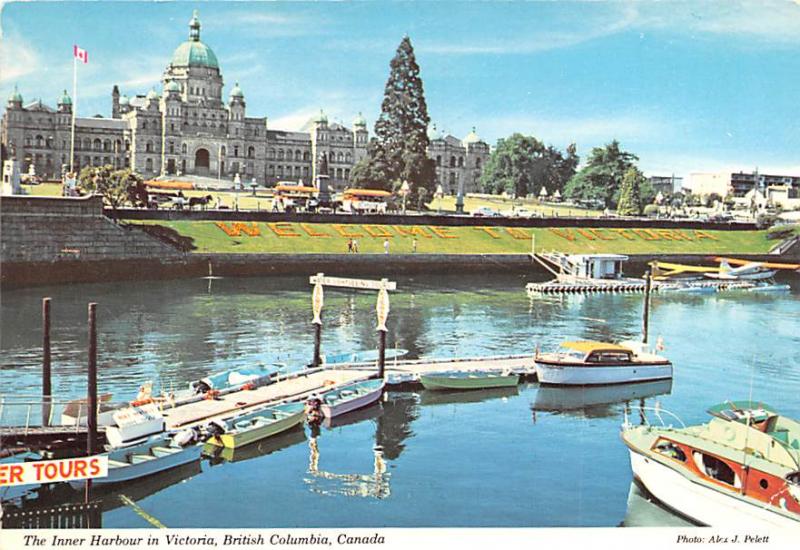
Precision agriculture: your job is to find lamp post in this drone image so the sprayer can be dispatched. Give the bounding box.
[399,180,410,214]
[435,184,444,214]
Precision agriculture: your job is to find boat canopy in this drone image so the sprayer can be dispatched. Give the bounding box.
[707,400,779,421]
[560,341,631,353]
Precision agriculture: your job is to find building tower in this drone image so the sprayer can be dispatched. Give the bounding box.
[112,85,120,119]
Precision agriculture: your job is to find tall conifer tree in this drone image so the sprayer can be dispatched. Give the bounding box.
[353,36,436,194]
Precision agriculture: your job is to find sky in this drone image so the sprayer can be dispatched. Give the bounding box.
[1,0,799,177]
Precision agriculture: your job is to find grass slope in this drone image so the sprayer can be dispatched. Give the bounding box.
[135,220,773,256]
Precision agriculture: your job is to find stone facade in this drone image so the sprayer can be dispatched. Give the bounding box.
[1,10,488,193]
[427,125,489,195]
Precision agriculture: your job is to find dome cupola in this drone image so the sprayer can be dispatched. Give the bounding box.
[7,84,23,106]
[164,80,181,94]
[313,109,328,125]
[229,81,244,100]
[170,10,219,69]
[353,112,367,128]
[58,89,72,106]
[463,126,482,144]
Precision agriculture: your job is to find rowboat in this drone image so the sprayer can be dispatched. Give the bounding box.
[534,340,672,386]
[83,430,203,486]
[419,370,520,391]
[205,402,306,449]
[313,379,385,418]
[204,425,306,464]
[621,400,800,528]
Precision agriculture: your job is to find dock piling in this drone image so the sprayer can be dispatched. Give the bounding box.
[42,297,52,427]
[642,271,652,345]
[86,302,98,501]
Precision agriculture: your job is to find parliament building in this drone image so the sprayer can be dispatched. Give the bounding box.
[1,11,489,193]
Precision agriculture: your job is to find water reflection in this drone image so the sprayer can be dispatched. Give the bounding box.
[374,392,419,460]
[620,480,694,527]
[419,386,518,407]
[531,379,673,419]
[304,437,390,500]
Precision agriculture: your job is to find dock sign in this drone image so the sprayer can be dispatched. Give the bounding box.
[309,275,397,291]
[0,455,108,487]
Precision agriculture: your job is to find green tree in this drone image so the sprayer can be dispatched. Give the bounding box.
[617,167,644,216]
[478,134,579,198]
[564,140,638,208]
[78,165,147,209]
[360,36,436,194]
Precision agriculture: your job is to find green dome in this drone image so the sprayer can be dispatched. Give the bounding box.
[146,88,159,101]
[165,80,180,93]
[427,123,442,141]
[353,112,367,127]
[229,81,244,98]
[313,109,328,124]
[8,85,22,104]
[119,94,130,106]
[170,10,219,69]
[58,89,72,105]
[463,127,482,144]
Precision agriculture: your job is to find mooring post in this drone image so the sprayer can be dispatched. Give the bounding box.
[375,278,390,380]
[311,273,324,368]
[642,270,652,345]
[85,302,98,502]
[42,297,52,427]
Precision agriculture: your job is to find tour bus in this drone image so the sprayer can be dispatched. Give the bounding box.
[341,188,392,214]
[273,183,318,212]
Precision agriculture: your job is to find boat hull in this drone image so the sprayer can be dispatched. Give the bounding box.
[420,373,519,391]
[93,444,203,485]
[207,408,306,449]
[534,361,672,385]
[320,381,385,418]
[628,449,799,528]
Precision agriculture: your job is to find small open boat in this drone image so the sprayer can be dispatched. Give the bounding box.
[82,430,203,486]
[205,402,306,449]
[314,379,385,418]
[419,370,520,391]
[534,340,672,386]
[621,400,800,528]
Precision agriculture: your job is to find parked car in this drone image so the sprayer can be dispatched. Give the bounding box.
[472,206,500,217]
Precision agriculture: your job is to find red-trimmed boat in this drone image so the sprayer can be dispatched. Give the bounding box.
[621,401,800,527]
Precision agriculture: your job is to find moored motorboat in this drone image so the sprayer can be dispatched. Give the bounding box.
[205,401,306,449]
[621,400,800,528]
[419,370,520,391]
[79,430,203,486]
[311,379,385,419]
[534,340,672,386]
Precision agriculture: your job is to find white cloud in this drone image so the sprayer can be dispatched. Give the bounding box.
[0,38,41,84]
[269,107,321,131]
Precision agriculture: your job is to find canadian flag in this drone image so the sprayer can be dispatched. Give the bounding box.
[73,45,88,64]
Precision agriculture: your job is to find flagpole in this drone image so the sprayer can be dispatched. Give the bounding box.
[69,53,77,174]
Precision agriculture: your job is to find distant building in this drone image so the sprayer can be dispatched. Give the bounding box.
[647,175,682,195]
[1,10,487,192]
[687,171,800,198]
[427,125,489,194]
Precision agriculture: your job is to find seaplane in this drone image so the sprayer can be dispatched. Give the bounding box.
[651,257,797,291]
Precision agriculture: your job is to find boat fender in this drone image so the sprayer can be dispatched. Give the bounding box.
[130,398,153,407]
[204,389,221,400]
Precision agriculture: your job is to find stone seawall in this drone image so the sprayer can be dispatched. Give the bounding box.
[1,195,194,287]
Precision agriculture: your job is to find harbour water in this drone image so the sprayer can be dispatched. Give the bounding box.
[1,273,798,527]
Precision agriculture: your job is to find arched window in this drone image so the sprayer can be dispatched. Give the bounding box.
[169,142,174,154]
[277,149,284,160]
[248,146,255,158]
[142,121,147,130]
[295,149,301,160]
[436,155,442,166]
[93,138,102,151]
[458,156,464,167]
[337,152,344,163]
[303,151,310,161]
[221,146,226,156]
[83,138,91,150]
[145,158,153,171]
[345,152,352,163]
[125,140,131,152]
[234,146,239,157]
[450,156,456,168]
[115,140,122,153]
[336,168,342,179]
[103,140,111,152]
[146,141,153,153]
[268,148,275,160]
[286,150,293,161]
[182,143,187,154]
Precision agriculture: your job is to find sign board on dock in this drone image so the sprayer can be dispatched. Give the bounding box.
[0,455,108,487]
[309,275,396,291]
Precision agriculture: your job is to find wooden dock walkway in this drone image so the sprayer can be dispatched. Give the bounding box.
[161,354,535,430]
[163,368,370,430]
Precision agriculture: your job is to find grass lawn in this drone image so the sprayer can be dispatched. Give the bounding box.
[133,220,774,256]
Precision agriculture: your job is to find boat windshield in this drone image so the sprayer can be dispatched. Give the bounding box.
[551,349,586,361]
